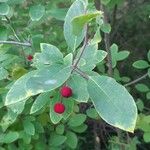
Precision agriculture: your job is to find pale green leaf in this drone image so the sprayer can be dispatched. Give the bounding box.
[77,44,106,71]
[32,43,64,69]
[30,92,53,114]
[67,74,89,102]
[26,65,72,97]
[5,64,71,106]
[5,71,37,106]
[64,0,87,49]
[87,75,137,132]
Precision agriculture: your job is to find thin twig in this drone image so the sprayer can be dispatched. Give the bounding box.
[5,16,20,41]
[74,67,89,80]
[101,5,113,77]
[124,73,148,87]
[73,25,88,69]
[4,16,29,63]
[94,122,101,150]
[0,40,31,47]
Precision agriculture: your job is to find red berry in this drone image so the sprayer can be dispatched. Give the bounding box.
[27,55,33,61]
[54,103,65,114]
[60,86,72,98]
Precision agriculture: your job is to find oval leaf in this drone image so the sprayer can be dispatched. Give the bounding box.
[87,75,137,132]
[64,0,87,50]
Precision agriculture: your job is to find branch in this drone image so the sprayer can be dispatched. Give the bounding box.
[124,73,148,87]
[101,5,113,77]
[74,67,89,80]
[0,41,31,47]
[73,25,88,69]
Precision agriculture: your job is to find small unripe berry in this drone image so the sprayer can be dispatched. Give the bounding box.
[54,103,65,114]
[27,55,33,61]
[60,86,72,98]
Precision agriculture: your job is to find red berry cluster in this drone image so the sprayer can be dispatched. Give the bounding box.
[54,86,72,114]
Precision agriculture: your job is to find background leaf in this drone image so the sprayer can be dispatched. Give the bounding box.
[29,4,45,21]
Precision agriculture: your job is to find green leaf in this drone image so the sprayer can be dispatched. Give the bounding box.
[143,132,150,143]
[64,53,73,66]
[56,124,65,135]
[87,75,137,132]
[65,131,78,149]
[11,66,27,80]
[7,0,25,5]
[0,67,8,80]
[30,92,53,114]
[49,134,67,147]
[29,4,45,21]
[0,0,8,2]
[23,120,35,136]
[71,124,87,133]
[136,99,144,112]
[5,64,71,105]
[32,43,64,69]
[110,43,118,67]
[64,0,87,49]
[0,109,17,131]
[72,11,102,36]
[101,23,111,33]
[86,108,99,119]
[7,100,26,115]
[62,98,74,120]
[133,60,150,69]
[0,131,19,143]
[91,27,102,44]
[68,114,86,127]
[116,51,130,61]
[101,0,111,5]
[110,44,129,68]
[48,8,67,21]
[0,3,10,15]
[67,74,89,102]
[0,26,8,40]
[146,92,150,100]
[135,84,149,93]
